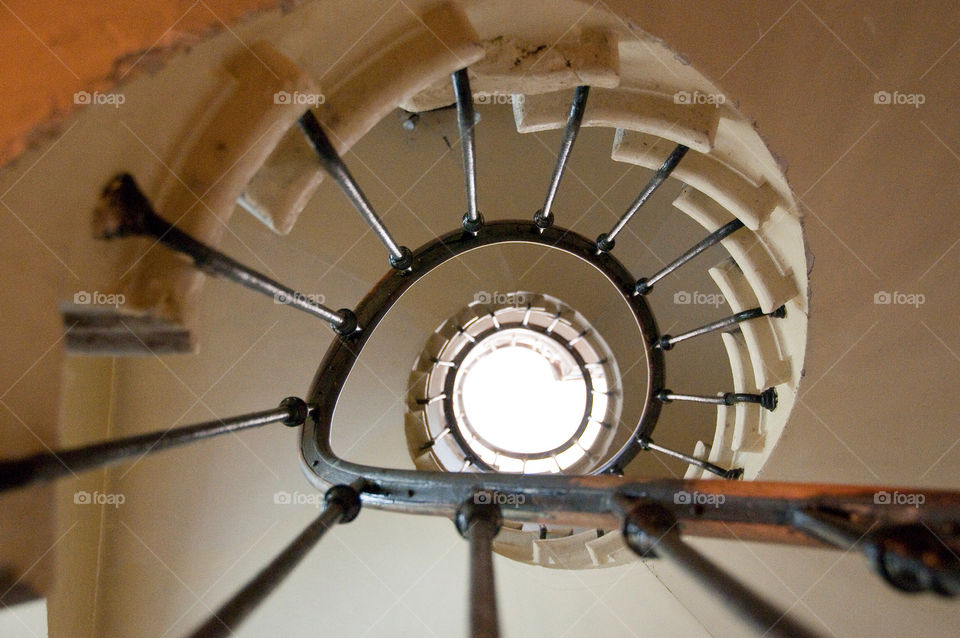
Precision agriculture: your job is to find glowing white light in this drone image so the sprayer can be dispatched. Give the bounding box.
[457,330,587,455]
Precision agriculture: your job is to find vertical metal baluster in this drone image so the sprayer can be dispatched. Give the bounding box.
[657,305,786,350]
[95,174,358,334]
[452,68,483,233]
[297,111,413,270]
[792,508,960,595]
[623,502,825,638]
[596,144,688,252]
[187,484,362,638]
[0,398,310,491]
[656,388,778,411]
[534,86,590,230]
[640,438,743,479]
[456,496,503,638]
[635,219,745,294]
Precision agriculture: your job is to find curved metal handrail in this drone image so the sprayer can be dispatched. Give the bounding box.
[300,221,664,505]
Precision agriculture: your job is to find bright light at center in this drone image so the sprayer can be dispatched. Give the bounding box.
[458,332,587,454]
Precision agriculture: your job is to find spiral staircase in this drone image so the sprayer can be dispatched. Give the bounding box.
[1,1,959,637]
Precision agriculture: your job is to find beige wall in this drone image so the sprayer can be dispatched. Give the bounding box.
[0,0,296,166]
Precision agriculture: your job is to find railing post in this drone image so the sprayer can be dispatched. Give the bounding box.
[297,111,413,269]
[95,174,358,334]
[187,484,362,638]
[656,388,778,411]
[623,501,825,638]
[452,68,483,233]
[456,496,503,638]
[640,438,743,479]
[535,86,590,230]
[596,144,688,253]
[635,218,745,294]
[656,305,786,350]
[0,397,310,491]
